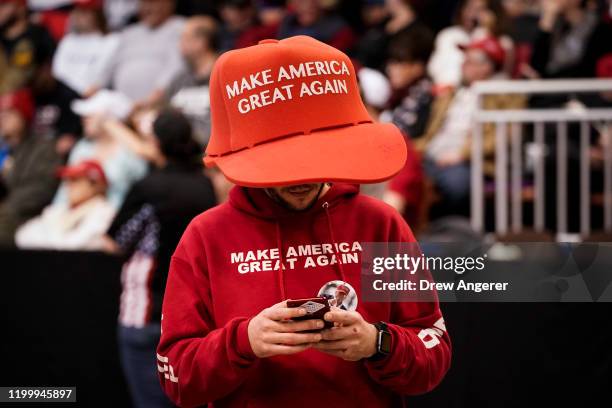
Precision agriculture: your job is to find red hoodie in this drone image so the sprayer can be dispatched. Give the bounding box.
[157,184,451,407]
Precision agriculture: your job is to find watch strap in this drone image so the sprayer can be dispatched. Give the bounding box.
[368,321,391,361]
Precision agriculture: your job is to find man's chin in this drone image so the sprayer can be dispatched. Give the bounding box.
[265,184,323,212]
[275,193,319,212]
[282,196,318,211]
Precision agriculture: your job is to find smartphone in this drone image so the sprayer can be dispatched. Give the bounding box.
[286,297,333,331]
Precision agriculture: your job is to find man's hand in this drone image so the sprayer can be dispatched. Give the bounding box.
[313,309,378,361]
[248,301,324,358]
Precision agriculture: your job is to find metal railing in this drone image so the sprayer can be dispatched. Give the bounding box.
[470,79,612,238]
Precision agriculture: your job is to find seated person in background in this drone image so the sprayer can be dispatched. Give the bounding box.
[277,0,355,51]
[31,74,82,157]
[382,28,434,139]
[52,0,119,96]
[15,160,115,250]
[88,0,185,105]
[0,0,55,93]
[255,0,286,27]
[357,66,392,200]
[166,15,219,147]
[427,0,513,87]
[357,66,425,225]
[352,0,433,71]
[53,90,148,209]
[383,140,424,227]
[358,66,392,120]
[102,105,165,166]
[0,89,61,247]
[415,36,524,214]
[104,0,139,31]
[529,0,599,79]
[217,0,278,52]
[103,109,216,408]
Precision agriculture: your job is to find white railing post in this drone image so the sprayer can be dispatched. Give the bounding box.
[472,79,612,238]
[495,123,508,235]
[471,100,484,233]
[534,122,546,233]
[556,122,568,235]
[511,123,523,233]
[580,121,591,237]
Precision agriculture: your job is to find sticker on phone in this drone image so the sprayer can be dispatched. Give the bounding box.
[300,300,326,314]
[318,280,358,311]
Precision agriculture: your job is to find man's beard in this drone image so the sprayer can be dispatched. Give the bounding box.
[265,184,324,212]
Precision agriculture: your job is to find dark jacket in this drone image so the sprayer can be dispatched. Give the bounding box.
[108,162,217,326]
[0,134,61,247]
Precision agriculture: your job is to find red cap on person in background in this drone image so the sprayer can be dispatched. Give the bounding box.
[56,160,108,187]
[73,0,103,9]
[459,36,506,69]
[0,89,35,123]
[596,53,612,78]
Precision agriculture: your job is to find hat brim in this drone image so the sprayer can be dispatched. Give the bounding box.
[56,166,107,186]
[205,122,407,187]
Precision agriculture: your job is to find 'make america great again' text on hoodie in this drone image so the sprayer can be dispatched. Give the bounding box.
[157,183,451,407]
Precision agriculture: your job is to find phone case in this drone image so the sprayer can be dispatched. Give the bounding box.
[286,297,333,330]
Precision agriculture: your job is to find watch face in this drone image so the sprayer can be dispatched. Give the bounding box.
[379,330,392,354]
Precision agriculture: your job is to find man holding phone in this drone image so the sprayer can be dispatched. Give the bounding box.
[157,36,451,407]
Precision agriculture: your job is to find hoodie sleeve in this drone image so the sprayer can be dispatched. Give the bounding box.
[156,222,258,408]
[364,211,451,395]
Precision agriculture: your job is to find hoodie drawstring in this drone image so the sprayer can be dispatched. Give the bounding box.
[274,200,349,302]
[275,221,287,301]
[322,201,349,285]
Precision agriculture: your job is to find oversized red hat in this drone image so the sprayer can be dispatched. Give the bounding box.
[0,88,35,123]
[204,36,407,187]
[459,36,506,68]
[57,160,108,186]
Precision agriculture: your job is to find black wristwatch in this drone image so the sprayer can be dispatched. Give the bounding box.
[368,321,392,361]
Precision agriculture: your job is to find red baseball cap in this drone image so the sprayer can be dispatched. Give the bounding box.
[0,88,35,123]
[460,36,506,68]
[204,35,407,187]
[57,160,108,186]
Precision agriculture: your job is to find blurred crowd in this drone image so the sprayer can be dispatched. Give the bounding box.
[1,0,612,251]
[1,0,611,406]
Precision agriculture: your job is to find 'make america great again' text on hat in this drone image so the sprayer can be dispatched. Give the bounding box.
[204,35,407,187]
